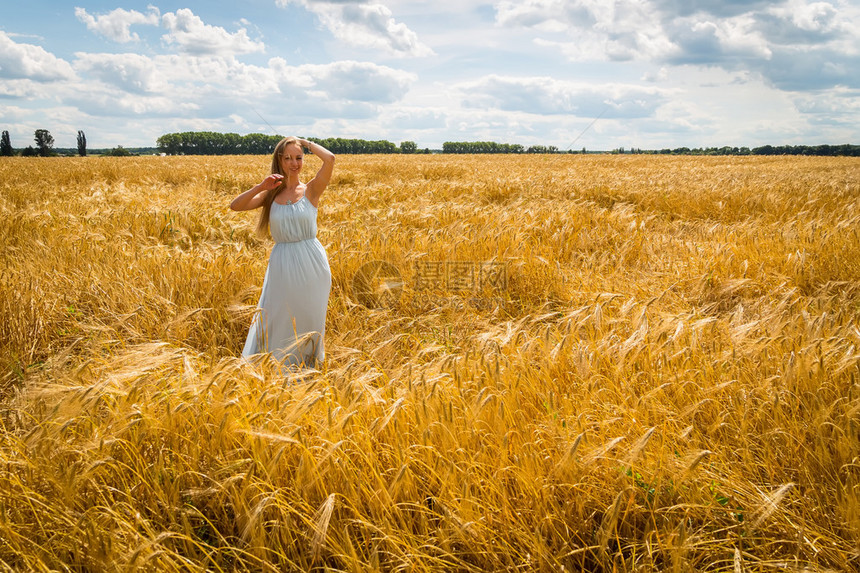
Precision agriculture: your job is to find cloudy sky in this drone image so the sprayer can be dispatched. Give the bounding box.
[2,0,859,150]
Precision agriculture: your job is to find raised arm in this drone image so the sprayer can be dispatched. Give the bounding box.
[230,174,284,211]
[299,139,335,208]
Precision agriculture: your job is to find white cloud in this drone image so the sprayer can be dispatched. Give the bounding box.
[382,106,447,130]
[496,0,673,61]
[758,0,846,44]
[664,14,772,64]
[649,0,773,18]
[156,55,280,95]
[66,90,200,117]
[279,0,433,56]
[75,7,267,57]
[495,0,592,28]
[495,0,860,92]
[740,1,860,89]
[496,0,771,63]
[0,80,40,98]
[53,51,414,126]
[0,104,29,124]
[65,55,276,119]
[637,65,817,147]
[459,75,671,119]
[793,87,860,117]
[763,47,860,89]
[790,2,841,33]
[74,6,160,43]
[161,9,265,56]
[0,31,77,82]
[271,58,416,103]
[74,52,168,94]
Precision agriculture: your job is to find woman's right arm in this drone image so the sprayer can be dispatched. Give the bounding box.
[230,174,283,211]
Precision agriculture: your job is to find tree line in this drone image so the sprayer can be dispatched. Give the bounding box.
[443,142,860,156]
[4,128,859,157]
[1,129,87,157]
[632,144,860,156]
[155,133,563,155]
[746,144,860,156]
[442,141,564,154]
[0,129,133,157]
[155,132,430,155]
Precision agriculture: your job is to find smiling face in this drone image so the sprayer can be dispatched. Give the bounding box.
[279,142,303,177]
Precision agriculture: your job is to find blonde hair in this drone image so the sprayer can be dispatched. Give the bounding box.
[255,136,301,237]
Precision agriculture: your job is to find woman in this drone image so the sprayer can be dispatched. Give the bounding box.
[230,136,335,369]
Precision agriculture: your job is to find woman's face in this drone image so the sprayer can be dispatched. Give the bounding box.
[280,143,303,175]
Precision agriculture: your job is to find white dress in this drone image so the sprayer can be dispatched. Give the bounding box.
[242,196,331,368]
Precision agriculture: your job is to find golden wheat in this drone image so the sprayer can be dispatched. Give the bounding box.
[1,154,859,571]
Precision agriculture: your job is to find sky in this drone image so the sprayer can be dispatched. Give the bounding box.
[1,0,859,151]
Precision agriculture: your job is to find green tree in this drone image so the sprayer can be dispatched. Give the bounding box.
[400,141,417,154]
[34,129,54,157]
[242,133,280,155]
[77,130,87,157]
[156,131,408,155]
[157,133,181,155]
[0,131,12,156]
[443,141,525,154]
[107,146,133,156]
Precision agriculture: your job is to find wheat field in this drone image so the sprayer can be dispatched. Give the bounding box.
[1,153,859,572]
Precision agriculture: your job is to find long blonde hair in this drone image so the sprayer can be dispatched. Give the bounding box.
[255,136,300,237]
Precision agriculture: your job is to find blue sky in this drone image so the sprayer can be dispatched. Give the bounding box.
[2,0,859,150]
